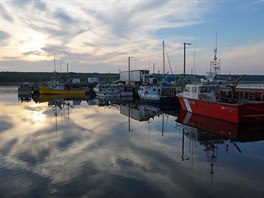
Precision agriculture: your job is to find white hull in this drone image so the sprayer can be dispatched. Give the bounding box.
[138,85,178,104]
[93,83,133,99]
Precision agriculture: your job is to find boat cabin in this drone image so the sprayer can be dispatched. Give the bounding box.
[138,85,161,96]
[94,83,126,93]
[182,84,221,101]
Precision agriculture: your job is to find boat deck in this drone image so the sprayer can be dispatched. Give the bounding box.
[220,87,264,102]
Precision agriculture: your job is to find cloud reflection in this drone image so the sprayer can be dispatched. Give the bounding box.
[0,97,263,197]
[0,115,13,133]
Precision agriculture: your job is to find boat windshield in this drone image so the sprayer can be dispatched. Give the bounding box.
[199,86,218,94]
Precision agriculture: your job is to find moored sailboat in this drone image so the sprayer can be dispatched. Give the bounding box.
[137,41,181,105]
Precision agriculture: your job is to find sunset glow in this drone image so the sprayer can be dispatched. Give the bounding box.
[0,0,263,74]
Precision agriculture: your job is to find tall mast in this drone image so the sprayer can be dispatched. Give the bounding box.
[214,32,217,67]
[213,32,220,74]
[67,62,69,80]
[59,59,61,73]
[53,53,56,72]
[162,41,165,76]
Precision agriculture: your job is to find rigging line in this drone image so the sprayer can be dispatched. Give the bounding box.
[193,32,197,75]
[165,44,174,75]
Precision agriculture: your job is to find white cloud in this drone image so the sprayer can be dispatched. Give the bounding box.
[220,43,263,75]
[0,0,262,74]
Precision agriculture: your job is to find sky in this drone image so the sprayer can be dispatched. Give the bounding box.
[0,0,263,75]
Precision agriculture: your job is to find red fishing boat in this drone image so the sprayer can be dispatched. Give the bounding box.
[177,47,264,124]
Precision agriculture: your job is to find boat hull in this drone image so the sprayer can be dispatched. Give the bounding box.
[39,86,85,95]
[138,94,160,104]
[139,94,179,106]
[137,85,180,106]
[178,96,264,124]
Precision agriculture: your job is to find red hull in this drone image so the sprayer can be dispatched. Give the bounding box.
[177,111,264,142]
[178,96,264,123]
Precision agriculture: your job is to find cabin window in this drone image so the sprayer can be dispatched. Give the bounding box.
[184,86,190,92]
[200,87,206,93]
[153,88,156,91]
[192,87,197,93]
[158,89,160,93]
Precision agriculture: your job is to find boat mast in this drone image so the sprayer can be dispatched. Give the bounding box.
[67,62,69,81]
[59,59,61,73]
[212,33,220,75]
[53,53,56,72]
[162,41,165,76]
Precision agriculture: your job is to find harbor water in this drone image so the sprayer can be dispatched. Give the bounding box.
[0,86,263,198]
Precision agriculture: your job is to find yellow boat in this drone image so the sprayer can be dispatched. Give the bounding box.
[39,86,85,95]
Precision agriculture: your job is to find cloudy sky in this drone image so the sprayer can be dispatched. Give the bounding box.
[0,0,263,75]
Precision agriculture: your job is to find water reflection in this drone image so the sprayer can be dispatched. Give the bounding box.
[176,110,264,183]
[0,88,263,197]
[177,111,264,142]
[18,94,32,103]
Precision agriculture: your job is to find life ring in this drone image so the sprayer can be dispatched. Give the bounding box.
[199,94,205,100]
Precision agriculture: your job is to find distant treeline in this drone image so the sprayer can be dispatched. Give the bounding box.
[0,71,263,85]
[0,72,119,85]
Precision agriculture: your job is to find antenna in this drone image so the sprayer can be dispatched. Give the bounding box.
[211,32,220,75]
[214,32,218,66]
[215,32,217,55]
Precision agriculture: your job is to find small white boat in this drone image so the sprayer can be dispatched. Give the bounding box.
[93,83,133,99]
[137,81,180,105]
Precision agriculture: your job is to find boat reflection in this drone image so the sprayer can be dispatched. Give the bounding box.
[176,110,264,179]
[32,94,93,104]
[176,110,264,142]
[120,102,180,135]
[120,103,162,122]
[120,102,179,122]
[88,96,134,107]
[48,98,74,117]
[34,94,88,131]
[18,93,32,102]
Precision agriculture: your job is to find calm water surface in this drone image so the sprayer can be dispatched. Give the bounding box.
[0,86,263,198]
